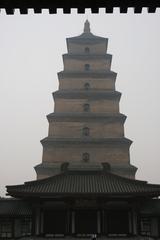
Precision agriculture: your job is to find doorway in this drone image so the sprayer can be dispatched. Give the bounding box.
[104,210,129,236]
[43,210,67,235]
[75,210,97,234]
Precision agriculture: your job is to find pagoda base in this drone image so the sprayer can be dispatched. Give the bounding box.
[35,162,137,180]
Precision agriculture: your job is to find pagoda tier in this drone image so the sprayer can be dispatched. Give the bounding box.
[35,20,137,180]
[58,70,117,83]
[47,112,126,138]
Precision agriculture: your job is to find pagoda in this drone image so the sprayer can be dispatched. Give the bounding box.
[35,20,137,180]
[1,21,160,239]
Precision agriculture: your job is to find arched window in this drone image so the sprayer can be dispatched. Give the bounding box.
[85,47,90,54]
[82,153,90,162]
[84,64,90,71]
[83,127,90,136]
[84,83,90,90]
[83,103,90,112]
[61,162,69,171]
[102,162,111,172]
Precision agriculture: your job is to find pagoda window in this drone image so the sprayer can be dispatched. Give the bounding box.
[82,153,90,162]
[84,83,90,90]
[84,64,90,71]
[83,103,90,112]
[83,127,90,136]
[61,162,69,171]
[85,47,90,53]
[102,162,111,171]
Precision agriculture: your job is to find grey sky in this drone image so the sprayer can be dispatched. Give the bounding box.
[0,9,160,197]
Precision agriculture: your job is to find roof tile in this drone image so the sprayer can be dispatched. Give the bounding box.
[6,170,160,198]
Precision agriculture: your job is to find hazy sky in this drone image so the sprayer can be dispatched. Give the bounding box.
[0,9,160,197]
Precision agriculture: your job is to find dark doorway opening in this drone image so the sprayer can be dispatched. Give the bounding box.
[43,210,67,235]
[104,210,129,236]
[75,210,97,234]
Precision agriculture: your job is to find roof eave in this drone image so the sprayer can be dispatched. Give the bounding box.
[7,191,160,200]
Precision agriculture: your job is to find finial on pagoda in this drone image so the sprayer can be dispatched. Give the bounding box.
[84,20,90,33]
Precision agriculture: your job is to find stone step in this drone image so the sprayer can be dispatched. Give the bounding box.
[18,237,157,240]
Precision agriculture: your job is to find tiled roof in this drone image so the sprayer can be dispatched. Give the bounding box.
[0,198,31,216]
[6,170,160,198]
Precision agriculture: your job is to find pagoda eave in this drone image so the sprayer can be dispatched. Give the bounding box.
[52,90,121,100]
[47,112,127,123]
[66,36,108,44]
[58,71,117,79]
[63,53,112,60]
[40,137,132,146]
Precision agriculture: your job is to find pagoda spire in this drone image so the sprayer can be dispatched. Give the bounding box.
[84,19,90,33]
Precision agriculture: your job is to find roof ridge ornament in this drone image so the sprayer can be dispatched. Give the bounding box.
[84,19,90,33]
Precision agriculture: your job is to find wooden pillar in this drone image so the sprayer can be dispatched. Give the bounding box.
[128,211,133,235]
[71,211,75,234]
[11,218,15,239]
[31,209,36,235]
[40,210,44,235]
[102,210,105,235]
[32,205,41,236]
[14,218,21,238]
[97,211,101,234]
[151,217,159,237]
[132,209,138,235]
[66,210,70,235]
[35,207,41,235]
